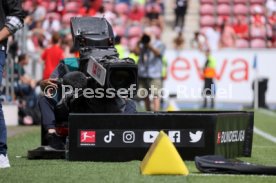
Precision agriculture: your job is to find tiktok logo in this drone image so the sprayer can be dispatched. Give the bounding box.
[104,131,115,143]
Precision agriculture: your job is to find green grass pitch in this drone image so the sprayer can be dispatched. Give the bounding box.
[1,110,276,183]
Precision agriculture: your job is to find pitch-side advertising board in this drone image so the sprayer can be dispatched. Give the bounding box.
[164,49,276,103]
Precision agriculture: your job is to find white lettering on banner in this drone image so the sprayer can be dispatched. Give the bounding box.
[164,50,276,103]
[169,57,249,82]
[217,130,245,144]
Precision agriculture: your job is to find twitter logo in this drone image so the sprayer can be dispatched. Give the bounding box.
[189,131,203,143]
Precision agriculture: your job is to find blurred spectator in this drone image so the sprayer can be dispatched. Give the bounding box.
[14,54,37,109]
[219,22,236,48]
[32,1,47,22]
[269,11,276,26]
[266,0,276,15]
[42,15,61,34]
[61,34,75,58]
[251,7,266,26]
[117,0,131,5]
[133,0,147,5]
[202,49,216,109]
[173,32,185,50]
[203,25,220,51]
[269,11,276,47]
[129,3,145,22]
[145,3,164,29]
[95,6,116,25]
[79,0,102,16]
[174,0,188,31]
[32,21,48,49]
[114,3,129,27]
[137,27,165,111]
[41,33,64,80]
[233,16,249,39]
[14,12,32,54]
[271,29,276,48]
[13,54,41,126]
[251,22,272,46]
[191,31,208,51]
[59,22,71,37]
[173,31,184,58]
[152,0,165,15]
[115,36,128,59]
[26,32,36,53]
[14,54,36,87]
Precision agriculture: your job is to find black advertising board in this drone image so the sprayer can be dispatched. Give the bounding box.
[68,111,254,161]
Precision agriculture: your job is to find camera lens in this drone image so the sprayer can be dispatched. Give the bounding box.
[109,69,135,90]
[141,34,151,45]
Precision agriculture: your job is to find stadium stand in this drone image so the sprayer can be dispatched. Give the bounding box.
[20,0,166,54]
[7,0,167,125]
[199,0,276,48]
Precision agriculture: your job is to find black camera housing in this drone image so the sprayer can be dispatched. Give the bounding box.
[71,17,115,49]
[70,17,138,97]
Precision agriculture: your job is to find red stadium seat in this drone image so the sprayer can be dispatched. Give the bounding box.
[40,1,49,9]
[233,4,249,15]
[250,0,265,4]
[232,15,248,24]
[217,4,231,15]
[217,0,231,4]
[200,0,215,4]
[250,5,265,15]
[200,16,216,27]
[236,39,250,48]
[217,15,230,25]
[200,4,215,15]
[48,1,57,12]
[251,39,266,48]
[65,2,80,13]
[251,26,267,39]
[234,0,249,4]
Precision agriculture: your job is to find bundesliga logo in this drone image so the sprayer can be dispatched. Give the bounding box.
[80,131,96,146]
[217,130,245,144]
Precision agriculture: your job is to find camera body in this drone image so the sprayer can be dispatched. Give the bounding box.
[70,17,138,96]
[141,34,151,45]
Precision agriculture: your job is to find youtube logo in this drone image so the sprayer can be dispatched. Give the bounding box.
[143,131,159,143]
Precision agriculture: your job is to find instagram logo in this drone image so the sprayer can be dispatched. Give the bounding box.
[123,131,135,143]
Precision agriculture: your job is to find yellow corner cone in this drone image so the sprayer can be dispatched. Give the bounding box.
[140,131,189,175]
[166,100,179,111]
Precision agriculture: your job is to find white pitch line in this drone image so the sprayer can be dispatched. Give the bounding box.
[259,109,276,117]
[254,127,276,143]
[189,173,274,178]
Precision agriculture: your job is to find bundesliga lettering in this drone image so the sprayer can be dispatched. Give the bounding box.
[218,130,245,144]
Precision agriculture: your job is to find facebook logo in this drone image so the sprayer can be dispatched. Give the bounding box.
[168,131,181,143]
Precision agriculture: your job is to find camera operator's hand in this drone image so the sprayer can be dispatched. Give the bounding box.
[40,79,58,97]
[40,79,58,90]
[147,44,161,57]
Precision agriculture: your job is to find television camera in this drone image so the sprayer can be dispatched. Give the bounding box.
[54,17,138,122]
